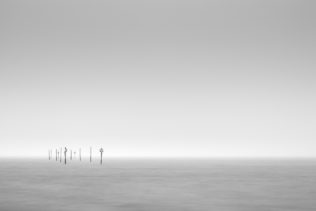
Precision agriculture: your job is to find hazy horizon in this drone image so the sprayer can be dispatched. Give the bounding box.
[1,0,316,158]
[1,152,316,159]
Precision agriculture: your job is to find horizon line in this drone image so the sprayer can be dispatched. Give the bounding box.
[1,155,316,159]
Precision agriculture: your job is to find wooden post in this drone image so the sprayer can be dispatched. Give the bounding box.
[100,148,103,165]
[64,147,67,165]
[60,148,62,163]
[90,147,92,163]
[79,148,81,161]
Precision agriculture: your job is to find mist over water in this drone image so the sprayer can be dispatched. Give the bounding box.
[1,1,315,210]
[0,159,315,211]
[1,0,316,158]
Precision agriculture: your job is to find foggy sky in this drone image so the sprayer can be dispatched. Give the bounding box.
[0,0,315,157]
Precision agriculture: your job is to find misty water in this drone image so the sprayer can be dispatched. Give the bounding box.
[0,159,315,211]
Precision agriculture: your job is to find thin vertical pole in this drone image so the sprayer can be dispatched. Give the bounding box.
[64,147,67,165]
[100,148,103,165]
[79,148,81,161]
[56,149,57,161]
[90,147,92,163]
[60,148,62,163]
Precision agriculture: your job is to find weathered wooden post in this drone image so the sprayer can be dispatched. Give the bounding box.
[60,148,62,163]
[100,148,103,165]
[90,147,92,163]
[64,147,68,165]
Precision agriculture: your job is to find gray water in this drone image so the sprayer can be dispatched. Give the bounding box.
[0,159,315,211]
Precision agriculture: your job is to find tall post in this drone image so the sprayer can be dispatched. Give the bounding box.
[64,147,67,165]
[90,147,92,163]
[48,150,50,160]
[70,150,72,160]
[100,148,103,165]
[56,149,57,161]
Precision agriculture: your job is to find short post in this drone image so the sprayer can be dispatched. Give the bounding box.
[99,148,103,165]
[79,148,81,161]
[70,150,72,160]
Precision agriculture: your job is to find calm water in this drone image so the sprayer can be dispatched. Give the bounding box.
[0,158,315,211]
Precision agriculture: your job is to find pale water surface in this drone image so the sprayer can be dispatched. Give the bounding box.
[0,159,315,211]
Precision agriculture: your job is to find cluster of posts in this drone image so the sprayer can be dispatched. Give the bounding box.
[48,147,104,165]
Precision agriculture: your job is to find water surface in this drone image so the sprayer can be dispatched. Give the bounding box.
[0,158,315,211]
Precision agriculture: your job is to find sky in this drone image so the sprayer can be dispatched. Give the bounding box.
[0,0,315,158]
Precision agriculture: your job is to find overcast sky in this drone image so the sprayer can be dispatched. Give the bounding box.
[0,0,315,157]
